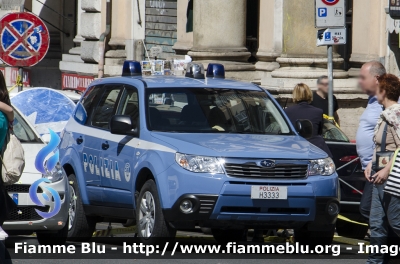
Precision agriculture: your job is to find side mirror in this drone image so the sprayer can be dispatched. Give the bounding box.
[110,115,138,137]
[296,119,313,139]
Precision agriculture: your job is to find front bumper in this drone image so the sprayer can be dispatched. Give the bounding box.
[163,195,339,230]
[159,164,339,230]
[3,175,70,232]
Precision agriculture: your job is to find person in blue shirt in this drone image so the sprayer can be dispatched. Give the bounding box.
[356,61,386,221]
[356,61,391,263]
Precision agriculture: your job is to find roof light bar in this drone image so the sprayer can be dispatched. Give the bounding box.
[122,60,142,76]
[206,63,225,79]
[185,63,205,79]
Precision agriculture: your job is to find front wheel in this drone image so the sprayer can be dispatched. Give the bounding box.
[67,174,96,241]
[136,179,176,240]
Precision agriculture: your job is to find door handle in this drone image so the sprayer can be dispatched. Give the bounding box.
[102,142,109,150]
[76,137,83,145]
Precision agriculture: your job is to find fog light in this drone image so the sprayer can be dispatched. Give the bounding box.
[327,202,339,216]
[180,199,193,214]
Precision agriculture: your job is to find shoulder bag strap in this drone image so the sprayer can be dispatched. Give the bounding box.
[381,122,388,152]
[0,155,8,173]
[0,128,9,173]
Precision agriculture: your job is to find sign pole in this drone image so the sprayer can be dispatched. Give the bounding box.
[18,3,24,92]
[327,45,334,117]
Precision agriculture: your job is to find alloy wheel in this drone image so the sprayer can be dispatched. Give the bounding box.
[68,185,77,230]
[138,191,156,238]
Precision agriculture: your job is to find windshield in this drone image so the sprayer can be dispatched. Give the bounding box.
[13,108,41,143]
[146,88,291,135]
[323,119,350,142]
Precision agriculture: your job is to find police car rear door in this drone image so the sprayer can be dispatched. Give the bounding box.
[100,85,139,208]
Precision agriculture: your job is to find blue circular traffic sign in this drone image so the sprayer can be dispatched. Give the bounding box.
[322,0,340,6]
[0,12,50,67]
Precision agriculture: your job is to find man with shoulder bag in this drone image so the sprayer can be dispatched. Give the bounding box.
[356,61,386,221]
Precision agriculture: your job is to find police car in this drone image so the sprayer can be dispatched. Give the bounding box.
[59,61,339,244]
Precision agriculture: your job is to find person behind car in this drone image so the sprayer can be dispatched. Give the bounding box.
[364,73,400,264]
[356,61,386,223]
[311,75,340,125]
[0,70,15,241]
[284,83,332,158]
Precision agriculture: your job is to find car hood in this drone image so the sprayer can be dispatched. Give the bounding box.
[150,133,328,160]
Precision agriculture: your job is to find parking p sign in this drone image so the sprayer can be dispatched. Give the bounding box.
[315,0,346,28]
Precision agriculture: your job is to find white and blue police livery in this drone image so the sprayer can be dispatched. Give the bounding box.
[59,61,339,244]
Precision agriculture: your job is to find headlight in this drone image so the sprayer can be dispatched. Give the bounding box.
[42,163,64,182]
[309,157,336,176]
[175,153,224,174]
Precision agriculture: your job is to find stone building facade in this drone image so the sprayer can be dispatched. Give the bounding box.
[1,0,399,139]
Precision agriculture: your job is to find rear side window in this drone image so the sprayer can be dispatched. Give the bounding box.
[74,86,103,125]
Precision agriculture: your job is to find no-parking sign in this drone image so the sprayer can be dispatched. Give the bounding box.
[315,0,346,28]
[0,12,50,67]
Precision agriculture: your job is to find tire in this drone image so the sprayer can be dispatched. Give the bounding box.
[67,174,96,242]
[212,229,247,244]
[136,180,176,240]
[336,218,369,239]
[294,225,335,246]
[36,220,69,246]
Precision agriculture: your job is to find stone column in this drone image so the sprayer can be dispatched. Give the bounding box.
[255,0,282,82]
[349,0,387,77]
[270,0,347,83]
[188,0,252,70]
[104,0,132,76]
[172,0,193,56]
[70,0,84,55]
[60,0,85,72]
[127,0,146,61]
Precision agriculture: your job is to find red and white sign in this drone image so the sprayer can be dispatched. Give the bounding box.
[10,67,30,86]
[62,73,94,92]
[0,12,50,67]
[322,0,340,5]
[0,66,30,86]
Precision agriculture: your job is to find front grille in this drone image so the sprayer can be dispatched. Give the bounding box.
[224,163,308,178]
[6,185,43,193]
[8,206,50,221]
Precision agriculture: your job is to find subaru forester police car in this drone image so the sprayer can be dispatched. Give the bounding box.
[59,61,339,244]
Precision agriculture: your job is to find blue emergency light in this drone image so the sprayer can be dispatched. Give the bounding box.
[206,63,225,79]
[122,60,142,76]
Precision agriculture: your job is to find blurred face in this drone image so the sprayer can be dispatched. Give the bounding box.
[317,78,329,94]
[358,65,379,96]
